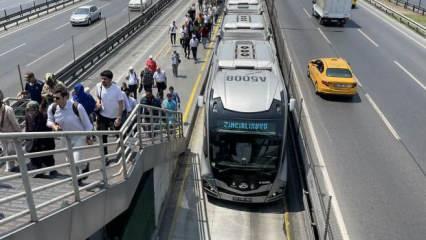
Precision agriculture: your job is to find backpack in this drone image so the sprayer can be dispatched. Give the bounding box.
[51,102,80,119]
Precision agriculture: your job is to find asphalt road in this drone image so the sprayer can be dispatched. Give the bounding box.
[275,0,425,239]
[0,0,142,98]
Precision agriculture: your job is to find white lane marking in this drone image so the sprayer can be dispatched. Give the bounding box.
[357,29,379,47]
[303,8,311,18]
[26,44,64,66]
[0,43,26,57]
[0,0,93,40]
[282,29,350,240]
[393,61,426,91]
[318,27,331,45]
[359,1,425,49]
[55,22,69,31]
[365,93,401,140]
[354,75,363,88]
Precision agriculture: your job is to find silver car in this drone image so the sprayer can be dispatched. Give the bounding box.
[70,5,101,26]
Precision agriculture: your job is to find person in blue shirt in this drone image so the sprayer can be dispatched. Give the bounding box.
[168,86,181,109]
[73,83,96,122]
[162,93,177,125]
[18,71,44,103]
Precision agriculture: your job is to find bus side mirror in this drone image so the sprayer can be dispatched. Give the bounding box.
[197,95,204,107]
[289,98,296,112]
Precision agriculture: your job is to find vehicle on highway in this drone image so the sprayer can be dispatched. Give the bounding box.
[307,57,357,96]
[352,0,357,8]
[220,14,271,40]
[128,0,153,11]
[225,0,264,15]
[201,39,295,203]
[70,5,101,26]
[312,0,352,26]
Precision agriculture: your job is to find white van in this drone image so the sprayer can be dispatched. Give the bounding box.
[128,0,153,11]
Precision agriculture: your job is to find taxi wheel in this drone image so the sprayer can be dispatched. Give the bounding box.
[307,69,310,78]
[88,19,92,25]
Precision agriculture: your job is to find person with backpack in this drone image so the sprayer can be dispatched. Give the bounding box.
[125,66,139,99]
[73,83,96,123]
[139,66,155,93]
[47,87,93,186]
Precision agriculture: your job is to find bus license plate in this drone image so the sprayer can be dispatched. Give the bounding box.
[232,196,252,202]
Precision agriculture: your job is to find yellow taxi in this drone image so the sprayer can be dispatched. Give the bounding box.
[307,58,357,96]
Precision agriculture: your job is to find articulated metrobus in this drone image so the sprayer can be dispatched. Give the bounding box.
[201,39,295,203]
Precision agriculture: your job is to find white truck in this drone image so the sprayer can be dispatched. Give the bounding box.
[128,0,153,11]
[312,0,352,26]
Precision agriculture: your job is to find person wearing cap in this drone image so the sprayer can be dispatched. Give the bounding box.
[41,72,65,107]
[153,67,167,99]
[189,34,199,60]
[0,89,22,172]
[18,71,44,103]
[145,55,157,73]
[171,50,181,77]
[25,100,56,177]
[125,66,139,99]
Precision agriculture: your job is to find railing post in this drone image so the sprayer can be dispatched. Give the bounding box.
[96,135,109,186]
[119,133,128,179]
[180,113,184,138]
[14,139,38,222]
[159,110,163,142]
[65,137,81,202]
[150,108,154,144]
[137,111,143,149]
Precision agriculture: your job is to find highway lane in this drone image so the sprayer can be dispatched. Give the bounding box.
[275,0,426,239]
[0,0,140,98]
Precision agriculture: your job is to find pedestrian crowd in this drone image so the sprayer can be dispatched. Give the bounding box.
[0,0,219,185]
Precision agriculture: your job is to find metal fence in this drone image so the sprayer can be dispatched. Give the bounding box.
[265,0,335,239]
[365,0,426,37]
[0,0,84,30]
[385,0,426,15]
[0,104,183,235]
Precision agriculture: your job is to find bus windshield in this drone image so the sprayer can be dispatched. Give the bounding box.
[210,133,282,169]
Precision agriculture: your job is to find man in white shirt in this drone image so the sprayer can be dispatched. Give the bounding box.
[189,35,199,60]
[125,66,139,99]
[153,67,167,99]
[169,20,177,45]
[95,70,124,157]
[47,87,93,185]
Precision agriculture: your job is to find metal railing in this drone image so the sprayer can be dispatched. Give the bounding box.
[0,104,183,235]
[364,0,426,37]
[0,0,84,31]
[384,0,426,15]
[55,0,176,87]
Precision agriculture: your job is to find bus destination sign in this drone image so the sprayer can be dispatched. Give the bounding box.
[217,120,276,133]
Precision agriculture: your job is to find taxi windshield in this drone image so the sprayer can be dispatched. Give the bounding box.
[326,68,352,78]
